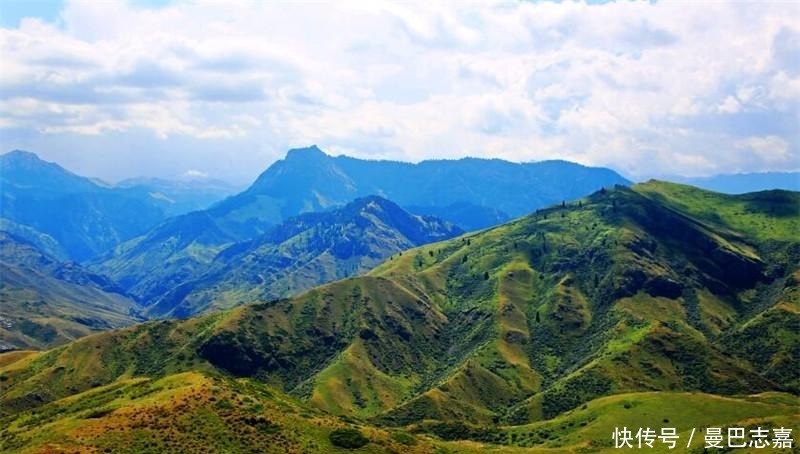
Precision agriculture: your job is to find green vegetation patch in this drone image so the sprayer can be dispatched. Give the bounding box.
[329,428,369,449]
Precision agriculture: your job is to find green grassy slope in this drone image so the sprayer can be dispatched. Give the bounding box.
[635,180,799,242]
[424,391,800,452]
[0,363,440,454]
[0,232,141,351]
[1,181,798,452]
[2,356,795,453]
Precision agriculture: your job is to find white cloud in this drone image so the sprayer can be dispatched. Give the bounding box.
[0,0,798,183]
[736,135,791,165]
[718,96,741,114]
[183,169,208,179]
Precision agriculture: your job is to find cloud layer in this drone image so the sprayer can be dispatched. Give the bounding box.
[0,0,798,182]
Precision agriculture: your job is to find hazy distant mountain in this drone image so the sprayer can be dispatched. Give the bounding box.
[670,171,800,194]
[0,231,141,351]
[100,196,462,317]
[198,145,630,238]
[405,202,511,231]
[115,177,239,216]
[0,150,164,260]
[0,150,234,260]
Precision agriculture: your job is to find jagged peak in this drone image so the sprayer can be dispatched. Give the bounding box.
[349,194,395,208]
[1,149,44,163]
[342,195,407,218]
[284,145,328,161]
[0,149,88,184]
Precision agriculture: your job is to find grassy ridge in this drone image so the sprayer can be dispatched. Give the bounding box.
[635,180,799,242]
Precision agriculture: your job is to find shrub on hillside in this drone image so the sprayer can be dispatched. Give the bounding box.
[329,428,369,449]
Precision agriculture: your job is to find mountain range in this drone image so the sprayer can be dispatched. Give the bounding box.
[86,146,629,315]
[675,171,800,194]
[204,145,631,236]
[2,181,797,452]
[99,196,463,318]
[0,150,236,261]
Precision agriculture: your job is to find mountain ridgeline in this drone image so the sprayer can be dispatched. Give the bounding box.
[100,196,463,318]
[209,145,631,235]
[677,171,800,194]
[2,181,797,453]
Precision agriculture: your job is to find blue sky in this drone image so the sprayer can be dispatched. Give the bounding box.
[0,0,174,28]
[0,0,63,28]
[0,0,797,184]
